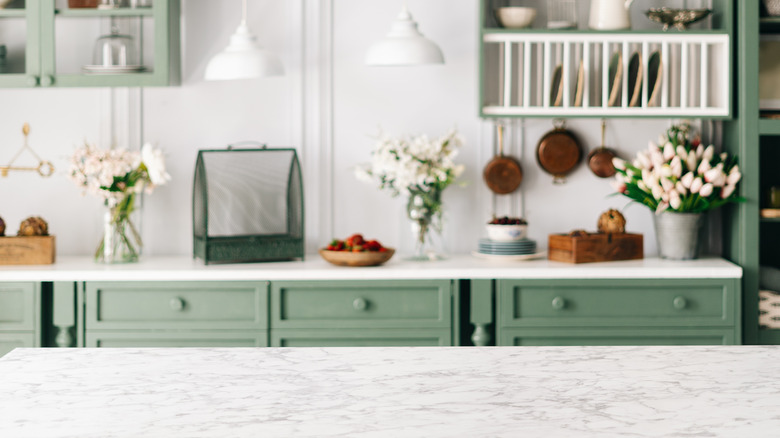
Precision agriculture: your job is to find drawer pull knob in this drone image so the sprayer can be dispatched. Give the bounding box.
[673,296,687,310]
[169,297,185,311]
[353,297,368,311]
[551,296,566,310]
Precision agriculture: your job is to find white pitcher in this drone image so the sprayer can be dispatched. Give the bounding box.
[589,0,634,30]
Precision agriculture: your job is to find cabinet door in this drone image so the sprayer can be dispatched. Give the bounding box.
[271,280,452,330]
[271,329,451,347]
[39,0,180,87]
[499,278,739,328]
[0,333,35,357]
[0,282,37,331]
[86,331,268,348]
[85,281,268,331]
[0,3,42,87]
[499,327,736,346]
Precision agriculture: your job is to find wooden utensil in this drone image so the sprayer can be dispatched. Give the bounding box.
[587,119,618,178]
[573,60,584,107]
[536,119,582,184]
[484,123,523,194]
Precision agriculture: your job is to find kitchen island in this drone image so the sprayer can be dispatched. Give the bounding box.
[0,346,777,437]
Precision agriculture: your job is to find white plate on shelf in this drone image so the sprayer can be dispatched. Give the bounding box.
[82,65,146,74]
[471,251,546,261]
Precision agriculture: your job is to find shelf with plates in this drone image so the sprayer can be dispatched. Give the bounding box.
[480,31,730,118]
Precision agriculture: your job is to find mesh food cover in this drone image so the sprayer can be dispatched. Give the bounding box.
[193,147,304,264]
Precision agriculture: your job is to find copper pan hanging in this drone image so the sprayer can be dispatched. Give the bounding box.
[536,119,582,184]
[483,123,523,194]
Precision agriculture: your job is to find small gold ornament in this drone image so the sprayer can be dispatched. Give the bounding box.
[597,209,626,234]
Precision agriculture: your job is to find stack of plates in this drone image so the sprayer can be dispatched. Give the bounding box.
[477,238,536,255]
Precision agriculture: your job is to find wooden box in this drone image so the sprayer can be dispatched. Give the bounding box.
[0,236,55,265]
[548,233,643,264]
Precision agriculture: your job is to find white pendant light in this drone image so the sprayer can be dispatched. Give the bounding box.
[365,2,444,66]
[204,0,284,80]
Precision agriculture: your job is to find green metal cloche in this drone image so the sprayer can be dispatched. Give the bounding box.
[192,145,304,264]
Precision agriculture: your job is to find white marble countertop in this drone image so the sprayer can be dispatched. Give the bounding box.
[0,255,742,282]
[0,346,777,437]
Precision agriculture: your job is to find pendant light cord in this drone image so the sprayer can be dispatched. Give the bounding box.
[241,0,248,27]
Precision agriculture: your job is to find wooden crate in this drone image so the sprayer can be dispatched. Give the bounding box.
[0,236,55,265]
[548,233,643,264]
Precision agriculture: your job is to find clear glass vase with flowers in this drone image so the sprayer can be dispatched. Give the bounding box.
[68,142,170,263]
[356,129,465,260]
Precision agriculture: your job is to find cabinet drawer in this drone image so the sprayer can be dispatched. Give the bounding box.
[0,333,35,357]
[271,329,451,347]
[499,327,737,346]
[85,281,268,330]
[0,282,36,331]
[86,331,268,348]
[271,280,451,329]
[499,279,738,328]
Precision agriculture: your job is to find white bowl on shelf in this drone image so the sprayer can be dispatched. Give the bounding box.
[486,224,528,241]
[495,7,537,29]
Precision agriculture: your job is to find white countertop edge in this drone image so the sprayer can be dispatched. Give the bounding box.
[0,255,743,282]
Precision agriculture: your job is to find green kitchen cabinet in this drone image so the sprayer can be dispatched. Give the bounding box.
[0,282,40,357]
[0,0,179,88]
[270,279,459,346]
[82,281,269,347]
[81,279,459,348]
[484,278,741,346]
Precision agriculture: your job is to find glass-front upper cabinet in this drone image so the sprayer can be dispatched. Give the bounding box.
[0,0,41,87]
[0,0,179,88]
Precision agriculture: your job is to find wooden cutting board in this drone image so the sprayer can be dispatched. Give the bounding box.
[0,236,56,265]
[548,232,643,264]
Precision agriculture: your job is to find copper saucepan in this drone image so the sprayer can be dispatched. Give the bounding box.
[536,119,582,184]
[483,123,523,194]
[588,119,618,178]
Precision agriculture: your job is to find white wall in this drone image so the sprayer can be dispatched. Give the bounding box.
[0,0,721,258]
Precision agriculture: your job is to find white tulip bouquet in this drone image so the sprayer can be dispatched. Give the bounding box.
[611,123,742,213]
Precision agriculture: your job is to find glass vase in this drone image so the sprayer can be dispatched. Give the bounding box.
[95,193,142,263]
[405,188,445,261]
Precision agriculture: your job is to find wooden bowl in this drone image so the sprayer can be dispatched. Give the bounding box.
[319,248,395,267]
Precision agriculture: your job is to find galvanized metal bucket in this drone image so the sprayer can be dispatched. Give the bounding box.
[653,212,704,260]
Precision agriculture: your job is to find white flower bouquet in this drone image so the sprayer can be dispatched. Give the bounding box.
[68,142,170,262]
[612,123,742,213]
[355,129,465,259]
[355,129,465,198]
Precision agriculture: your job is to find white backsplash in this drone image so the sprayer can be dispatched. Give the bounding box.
[0,0,723,258]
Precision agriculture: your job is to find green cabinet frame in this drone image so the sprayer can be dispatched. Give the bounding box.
[0,0,179,88]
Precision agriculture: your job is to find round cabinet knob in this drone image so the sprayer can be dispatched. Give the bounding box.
[551,296,566,310]
[353,297,368,311]
[673,296,687,310]
[40,75,54,87]
[169,297,185,311]
[26,75,39,87]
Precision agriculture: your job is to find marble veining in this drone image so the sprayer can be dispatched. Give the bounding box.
[0,255,742,281]
[0,346,778,437]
